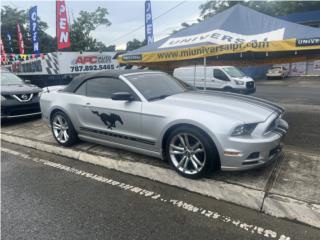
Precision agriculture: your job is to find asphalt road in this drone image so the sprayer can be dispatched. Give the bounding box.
[2,142,320,240]
[252,82,320,152]
[253,82,320,105]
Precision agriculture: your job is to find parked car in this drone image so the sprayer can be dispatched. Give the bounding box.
[40,70,288,178]
[1,70,42,119]
[173,65,255,94]
[266,66,289,79]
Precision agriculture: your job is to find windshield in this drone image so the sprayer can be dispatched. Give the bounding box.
[126,72,190,101]
[223,67,246,78]
[1,72,24,85]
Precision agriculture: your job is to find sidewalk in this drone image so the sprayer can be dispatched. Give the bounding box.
[1,118,319,228]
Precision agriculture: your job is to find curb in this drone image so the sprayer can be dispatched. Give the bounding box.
[263,194,320,229]
[1,133,319,228]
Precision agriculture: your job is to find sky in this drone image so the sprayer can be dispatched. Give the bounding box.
[1,0,207,49]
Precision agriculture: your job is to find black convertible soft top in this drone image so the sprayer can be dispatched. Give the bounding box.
[63,69,156,93]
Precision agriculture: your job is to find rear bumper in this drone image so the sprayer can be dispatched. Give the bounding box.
[266,73,287,78]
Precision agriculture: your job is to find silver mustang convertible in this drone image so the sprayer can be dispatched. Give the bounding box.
[40,70,288,178]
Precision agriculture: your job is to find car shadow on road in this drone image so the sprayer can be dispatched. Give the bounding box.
[1,115,42,127]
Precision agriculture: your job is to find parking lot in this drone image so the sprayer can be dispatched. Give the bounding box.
[2,0,320,238]
[254,77,320,152]
[2,79,320,237]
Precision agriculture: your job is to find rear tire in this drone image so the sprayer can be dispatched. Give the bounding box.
[165,126,219,179]
[51,110,78,147]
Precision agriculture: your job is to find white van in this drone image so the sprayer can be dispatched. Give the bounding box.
[173,66,255,94]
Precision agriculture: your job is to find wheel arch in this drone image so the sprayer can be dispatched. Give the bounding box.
[49,106,69,122]
[223,86,233,91]
[161,123,221,169]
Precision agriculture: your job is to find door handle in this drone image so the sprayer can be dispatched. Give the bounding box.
[83,102,91,108]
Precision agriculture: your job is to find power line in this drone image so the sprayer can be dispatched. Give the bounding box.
[105,0,186,46]
[154,17,199,37]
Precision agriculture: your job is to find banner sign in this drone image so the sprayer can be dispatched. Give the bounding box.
[11,59,44,74]
[290,61,307,76]
[0,39,7,62]
[314,60,320,71]
[296,37,320,47]
[11,52,58,75]
[58,52,120,74]
[160,28,285,49]
[9,52,119,75]
[6,33,14,53]
[29,6,40,54]
[145,0,154,45]
[56,0,70,49]
[16,24,25,54]
[120,38,320,64]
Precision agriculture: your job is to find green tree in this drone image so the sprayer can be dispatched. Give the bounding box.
[92,41,116,51]
[70,7,111,51]
[172,20,202,34]
[173,1,320,34]
[1,5,55,54]
[199,1,320,19]
[126,38,146,51]
[104,45,116,51]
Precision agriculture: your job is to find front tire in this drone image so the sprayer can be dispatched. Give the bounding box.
[223,87,233,92]
[51,111,78,147]
[166,126,219,179]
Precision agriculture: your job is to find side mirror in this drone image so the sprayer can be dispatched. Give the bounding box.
[24,80,31,84]
[111,92,134,101]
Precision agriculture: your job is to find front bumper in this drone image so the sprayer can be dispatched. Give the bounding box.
[233,87,256,94]
[220,120,288,171]
[231,83,256,94]
[1,102,41,119]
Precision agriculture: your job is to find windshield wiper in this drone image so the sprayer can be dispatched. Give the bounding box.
[148,94,171,101]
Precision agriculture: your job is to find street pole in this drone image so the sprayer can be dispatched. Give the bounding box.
[193,64,196,87]
[204,57,207,91]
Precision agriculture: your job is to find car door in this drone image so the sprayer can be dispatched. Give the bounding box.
[213,69,230,88]
[76,77,143,148]
[195,66,214,89]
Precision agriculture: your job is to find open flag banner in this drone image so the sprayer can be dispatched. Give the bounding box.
[145,0,154,45]
[6,33,14,53]
[16,24,25,54]
[29,6,40,54]
[1,39,7,62]
[119,4,320,67]
[56,0,70,49]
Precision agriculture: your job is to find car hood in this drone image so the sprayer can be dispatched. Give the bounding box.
[232,76,253,82]
[1,84,41,95]
[43,85,67,92]
[161,91,283,123]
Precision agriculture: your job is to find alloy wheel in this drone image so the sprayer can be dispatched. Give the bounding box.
[169,133,206,175]
[52,114,70,144]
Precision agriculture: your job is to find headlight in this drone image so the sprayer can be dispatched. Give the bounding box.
[1,95,6,101]
[231,123,257,136]
[38,90,44,98]
[234,80,244,85]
